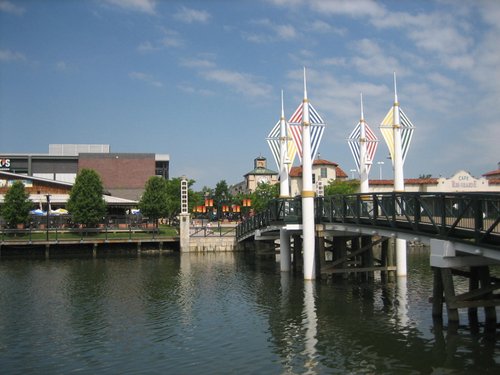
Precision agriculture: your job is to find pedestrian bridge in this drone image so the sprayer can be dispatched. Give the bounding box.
[236,192,500,263]
[236,192,500,328]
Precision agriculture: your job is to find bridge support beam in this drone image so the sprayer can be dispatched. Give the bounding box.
[280,229,291,272]
[431,239,499,330]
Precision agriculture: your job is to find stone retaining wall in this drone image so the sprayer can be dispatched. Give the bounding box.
[187,236,241,252]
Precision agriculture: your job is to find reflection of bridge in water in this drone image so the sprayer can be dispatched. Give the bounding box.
[236,192,500,328]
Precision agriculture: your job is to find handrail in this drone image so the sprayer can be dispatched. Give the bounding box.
[236,192,500,249]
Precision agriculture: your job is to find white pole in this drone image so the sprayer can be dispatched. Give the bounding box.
[392,73,407,276]
[377,161,384,180]
[279,90,291,272]
[301,67,316,280]
[359,93,369,194]
[279,90,290,198]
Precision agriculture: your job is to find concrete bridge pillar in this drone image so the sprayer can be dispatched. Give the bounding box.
[179,176,190,252]
[280,228,291,272]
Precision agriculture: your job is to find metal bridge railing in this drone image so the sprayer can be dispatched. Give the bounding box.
[236,192,500,249]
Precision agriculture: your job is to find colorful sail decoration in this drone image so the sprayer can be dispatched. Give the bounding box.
[379,107,414,164]
[288,101,326,161]
[266,120,297,172]
[347,121,378,173]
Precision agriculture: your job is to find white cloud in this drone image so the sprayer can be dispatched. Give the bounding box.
[180,58,216,69]
[174,6,211,24]
[129,71,163,87]
[56,61,67,71]
[137,41,158,52]
[0,49,26,62]
[319,57,347,67]
[201,69,272,98]
[309,0,385,18]
[138,29,184,52]
[177,83,214,96]
[368,10,474,71]
[0,0,25,15]
[350,39,405,77]
[103,0,156,14]
[477,1,500,30]
[244,19,297,43]
[310,20,345,35]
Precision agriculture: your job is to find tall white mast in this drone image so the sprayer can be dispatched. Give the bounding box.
[301,67,316,280]
[279,90,290,198]
[359,93,369,193]
[392,72,406,276]
[392,73,404,192]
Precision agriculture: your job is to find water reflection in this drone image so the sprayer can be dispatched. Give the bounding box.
[302,281,318,374]
[0,252,499,374]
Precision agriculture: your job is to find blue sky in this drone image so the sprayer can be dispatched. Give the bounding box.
[1,0,499,190]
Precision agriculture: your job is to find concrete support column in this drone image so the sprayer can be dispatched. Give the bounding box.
[179,176,190,253]
[280,228,291,272]
[179,213,190,252]
[396,238,407,277]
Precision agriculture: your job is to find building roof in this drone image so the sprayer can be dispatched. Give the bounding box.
[336,166,348,178]
[0,171,74,188]
[244,167,278,177]
[0,193,137,206]
[368,178,439,185]
[0,171,137,206]
[289,160,344,178]
[483,169,500,177]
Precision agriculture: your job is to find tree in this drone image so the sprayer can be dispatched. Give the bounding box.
[67,169,107,227]
[159,177,198,224]
[139,176,168,226]
[419,174,432,179]
[214,180,230,206]
[251,182,279,213]
[324,179,359,196]
[1,181,32,228]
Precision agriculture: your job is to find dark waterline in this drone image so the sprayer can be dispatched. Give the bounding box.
[0,250,499,374]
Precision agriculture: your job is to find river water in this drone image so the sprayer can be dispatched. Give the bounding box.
[0,250,499,374]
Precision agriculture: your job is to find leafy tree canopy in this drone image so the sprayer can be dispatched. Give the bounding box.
[162,177,197,223]
[214,180,230,206]
[324,179,359,196]
[67,169,106,227]
[139,176,169,225]
[1,181,32,228]
[251,182,279,213]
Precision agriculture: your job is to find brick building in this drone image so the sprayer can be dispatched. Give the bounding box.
[0,144,169,201]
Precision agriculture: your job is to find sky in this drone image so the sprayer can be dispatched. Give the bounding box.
[1,0,499,190]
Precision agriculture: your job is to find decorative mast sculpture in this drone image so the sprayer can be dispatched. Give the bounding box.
[267,91,294,272]
[347,93,378,193]
[288,81,326,162]
[379,73,415,276]
[301,67,316,280]
[266,94,296,176]
[278,90,290,198]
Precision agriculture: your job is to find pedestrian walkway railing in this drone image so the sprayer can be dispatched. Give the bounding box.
[236,192,500,249]
[0,225,177,243]
[190,222,237,237]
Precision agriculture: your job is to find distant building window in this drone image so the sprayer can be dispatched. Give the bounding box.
[320,167,327,178]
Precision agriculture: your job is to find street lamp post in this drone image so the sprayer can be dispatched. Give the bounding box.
[45,194,51,241]
[377,161,384,180]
